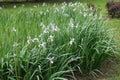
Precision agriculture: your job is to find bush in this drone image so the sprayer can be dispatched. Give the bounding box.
[0,2,116,80]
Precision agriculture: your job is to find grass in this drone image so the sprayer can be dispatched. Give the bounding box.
[0,1,118,80]
[83,0,120,80]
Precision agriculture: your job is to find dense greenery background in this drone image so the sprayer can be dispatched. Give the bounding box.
[0,0,120,80]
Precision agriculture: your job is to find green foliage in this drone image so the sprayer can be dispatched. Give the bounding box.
[0,2,116,80]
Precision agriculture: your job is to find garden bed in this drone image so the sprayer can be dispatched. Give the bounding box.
[0,2,117,80]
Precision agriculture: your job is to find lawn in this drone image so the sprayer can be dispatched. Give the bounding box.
[0,0,120,80]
